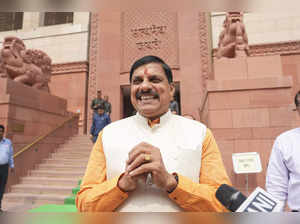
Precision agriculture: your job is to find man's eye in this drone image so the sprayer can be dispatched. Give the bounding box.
[151,78,161,83]
[132,79,142,84]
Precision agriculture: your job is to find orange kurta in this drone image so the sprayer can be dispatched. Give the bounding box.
[76,128,231,212]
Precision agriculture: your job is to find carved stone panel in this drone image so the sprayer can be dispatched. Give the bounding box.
[121,11,179,73]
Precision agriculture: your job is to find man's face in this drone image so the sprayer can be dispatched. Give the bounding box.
[130,63,174,120]
[0,128,4,140]
[97,91,102,99]
[97,108,105,115]
[104,96,108,101]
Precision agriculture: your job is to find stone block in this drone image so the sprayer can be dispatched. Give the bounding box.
[247,55,283,78]
[214,57,248,80]
[0,105,9,118]
[232,108,269,128]
[0,78,72,144]
[207,76,292,92]
[235,139,273,155]
[269,107,296,127]
[213,128,253,140]
[252,127,291,139]
[208,91,250,110]
[282,63,297,77]
[217,140,235,155]
[249,88,293,108]
[208,110,233,129]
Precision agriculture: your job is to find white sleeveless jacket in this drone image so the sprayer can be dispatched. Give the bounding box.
[102,111,207,212]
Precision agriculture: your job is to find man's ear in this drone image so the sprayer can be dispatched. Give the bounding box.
[169,82,175,97]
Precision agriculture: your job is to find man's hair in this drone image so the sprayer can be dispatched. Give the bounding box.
[295,91,300,107]
[129,55,173,83]
[0,124,4,131]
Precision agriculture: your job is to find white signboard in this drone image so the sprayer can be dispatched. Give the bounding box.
[232,152,262,174]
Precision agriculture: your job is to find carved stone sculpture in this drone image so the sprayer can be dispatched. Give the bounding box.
[216,12,250,59]
[0,36,52,91]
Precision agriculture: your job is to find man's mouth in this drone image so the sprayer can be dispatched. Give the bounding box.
[140,95,155,100]
[136,91,159,101]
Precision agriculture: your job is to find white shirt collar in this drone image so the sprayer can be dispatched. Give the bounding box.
[135,110,172,128]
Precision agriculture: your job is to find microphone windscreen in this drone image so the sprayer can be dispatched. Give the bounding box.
[215,184,247,212]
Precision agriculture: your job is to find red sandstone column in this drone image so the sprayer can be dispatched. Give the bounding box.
[178,12,212,120]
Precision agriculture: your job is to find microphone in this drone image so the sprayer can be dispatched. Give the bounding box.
[216,184,283,212]
[215,184,247,212]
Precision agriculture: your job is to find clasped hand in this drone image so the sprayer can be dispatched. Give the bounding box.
[118,142,177,193]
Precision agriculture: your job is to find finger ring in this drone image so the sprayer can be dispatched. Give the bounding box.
[144,154,151,162]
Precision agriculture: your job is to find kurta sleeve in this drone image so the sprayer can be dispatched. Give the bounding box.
[266,138,288,210]
[76,131,128,212]
[168,128,231,211]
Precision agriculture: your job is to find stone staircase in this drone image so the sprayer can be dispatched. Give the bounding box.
[2,135,93,212]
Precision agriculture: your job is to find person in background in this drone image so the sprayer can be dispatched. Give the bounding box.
[91,90,105,113]
[77,55,230,212]
[90,103,111,143]
[104,95,112,116]
[169,95,179,115]
[266,91,300,212]
[0,125,14,212]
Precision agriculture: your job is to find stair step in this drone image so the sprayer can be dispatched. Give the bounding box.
[63,144,92,147]
[68,136,90,139]
[30,170,85,178]
[3,193,69,204]
[20,177,79,186]
[53,153,91,158]
[64,140,93,144]
[49,156,89,161]
[58,146,93,151]
[57,147,92,151]
[51,150,91,158]
[1,202,39,212]
[55,151,91,157]
[11,184,74,195]
[43,158,89,165]
[38,164,87,171]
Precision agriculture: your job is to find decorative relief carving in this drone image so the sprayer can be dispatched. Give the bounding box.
[121,11,179,73]
[213,41,300,57]
[87,13,99,128]
[52,61,88,75]
[131,25,167,38]
[216,12,249,59]
[0,36,52,92]
[199,13,211,91]
[249,41,300,56]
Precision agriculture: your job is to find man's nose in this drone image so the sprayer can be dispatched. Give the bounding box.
[140,79,152,91]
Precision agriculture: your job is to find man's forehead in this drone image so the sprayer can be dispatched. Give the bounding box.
[133,63,165,76]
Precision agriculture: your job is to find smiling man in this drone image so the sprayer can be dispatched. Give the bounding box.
[76,55,231,212]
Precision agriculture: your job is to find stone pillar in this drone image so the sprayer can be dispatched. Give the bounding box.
[22,12,41,30]
[73,12,90,25]
[178,12,212,120]
[87,13,100,131]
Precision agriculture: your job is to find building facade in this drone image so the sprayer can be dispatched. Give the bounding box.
[1,12,300,194]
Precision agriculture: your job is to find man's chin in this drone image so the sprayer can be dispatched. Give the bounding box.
[137,108,169,119]
[138,107,159,118]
